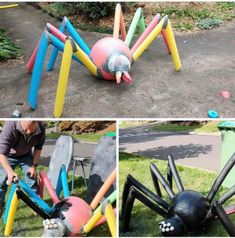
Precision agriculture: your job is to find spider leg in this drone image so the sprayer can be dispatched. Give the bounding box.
[218,185,235,206]
[121,174,169,220]
[27,18,87,73]
[27,31,48,109]
[113,4,126,40]
[53,38,73,118]
[121,181,169,232]
[16,189,51,219]
[150,164,163,197]
[47,17,90,71]
[167,158,173,189]
[125,7,145,47]
[212,202,235,236]
[207,153,235,203]
[4,180,52,236]
[53,37,98,117]
[132,15,181,71]
[167,155,184,192]
[47,18,66,71]
[27,31,81,110]
[131,14,170,54]
[150,163,175,199]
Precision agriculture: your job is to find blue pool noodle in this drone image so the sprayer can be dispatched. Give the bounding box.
[28,32,48,109]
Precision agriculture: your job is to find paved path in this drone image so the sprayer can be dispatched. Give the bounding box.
[40,139,97,179]
[0,3,235,118]
[120,125,221,172]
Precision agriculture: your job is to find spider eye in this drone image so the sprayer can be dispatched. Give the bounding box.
[159,217,184,236]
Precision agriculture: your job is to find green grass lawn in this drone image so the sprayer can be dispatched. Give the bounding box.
[151,121,221,133]
[119,152,235,237]
[46,131,103,142]
[0,166,111,236]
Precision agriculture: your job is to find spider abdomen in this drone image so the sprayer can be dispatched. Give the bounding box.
[169,190,210,230]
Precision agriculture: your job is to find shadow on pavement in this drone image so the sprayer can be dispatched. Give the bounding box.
[132,143,213,160]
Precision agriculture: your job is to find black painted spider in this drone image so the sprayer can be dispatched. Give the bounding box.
[120,153,235,236]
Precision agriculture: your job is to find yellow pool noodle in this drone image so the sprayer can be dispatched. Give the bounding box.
[133,17,165,61]
[4,192,19,237]
[0,4,18,9]
[164,19,182,71]
[105,203,116,237]
[53,39,73,118]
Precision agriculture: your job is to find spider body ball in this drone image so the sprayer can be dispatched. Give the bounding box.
[90,37,133,83]
[161,190,210,236]
[51,196,92,236]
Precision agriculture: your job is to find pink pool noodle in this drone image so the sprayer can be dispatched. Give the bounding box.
[131,14,161,53]
[27,24,67,73]
[161,29,171,54]
[120,12,127,41]
[131,14,171,54]
[46,23,67,43]
[39,171,60,204]
[27,38,41,72]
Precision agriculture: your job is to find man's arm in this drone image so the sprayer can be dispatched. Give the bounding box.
[27,149,42,178]
[0,154,18,183]
[28,122,46,178]
[33,149,41,165]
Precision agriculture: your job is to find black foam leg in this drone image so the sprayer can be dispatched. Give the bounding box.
[219,185,235,205]
[168,155,184,192]
[120,174,169,219]
[150,167,163,197]
[212,202,235,236]
[16,189,51,219]
[167,159,173,190]
[122,185,169,232]
[207,153,235,203]
[150,163,175,199]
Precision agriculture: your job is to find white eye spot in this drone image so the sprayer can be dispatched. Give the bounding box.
[167,222,171,226]
[166,228,170,232]
[49,224,53,229]
[170,226,174,231]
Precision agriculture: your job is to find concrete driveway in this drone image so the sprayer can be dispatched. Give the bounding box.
[0,3,235,118]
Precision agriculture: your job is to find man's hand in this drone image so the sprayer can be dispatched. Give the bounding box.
[7,170,18,185]
[27,166,37,179]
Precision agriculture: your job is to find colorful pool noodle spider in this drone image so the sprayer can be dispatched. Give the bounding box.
[3,168,116,237]
[27,4,181,117]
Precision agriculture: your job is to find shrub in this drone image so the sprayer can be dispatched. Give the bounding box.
[50,2,117,20]
[197,18,223,29]
[0,29,21,61]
